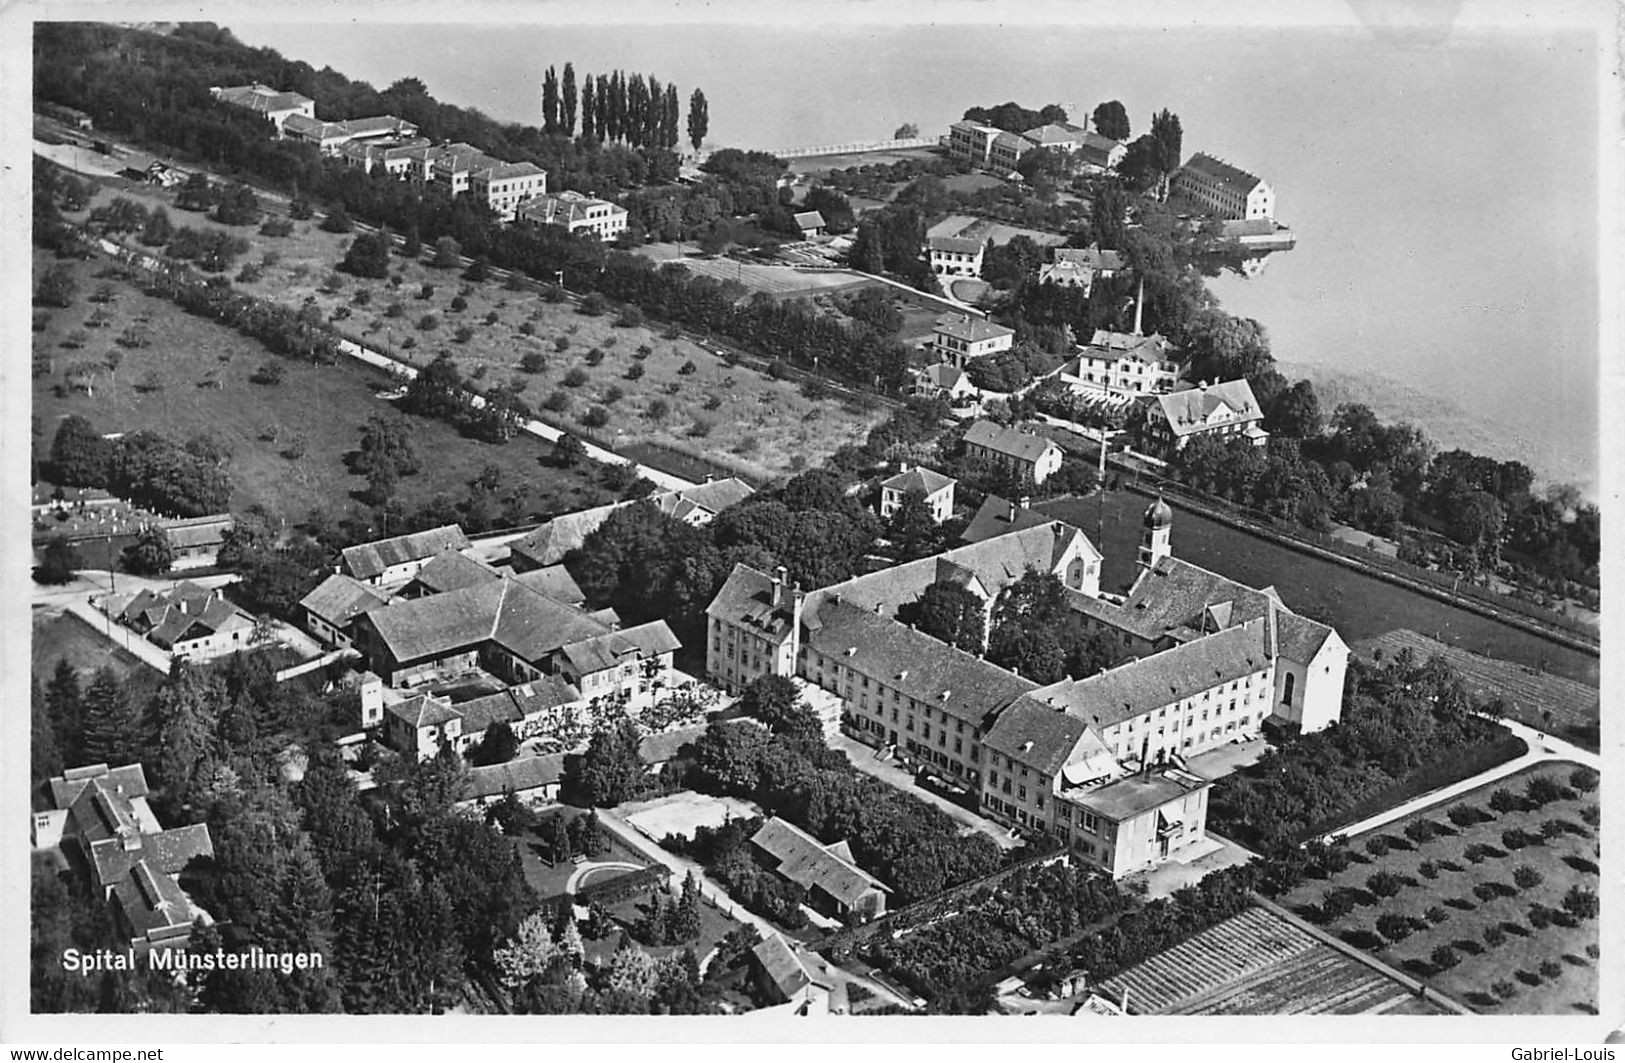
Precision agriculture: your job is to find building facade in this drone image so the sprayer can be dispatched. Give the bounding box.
[1138,379,1270,453]
[962,419,1065,485]
[1059,330,1180,397]
[928,235,985,278]
[471,162,549,221]
[1172,153,1275,220]
[930,315,1015,367]
[517,190,630,241]
[879,465,957,523]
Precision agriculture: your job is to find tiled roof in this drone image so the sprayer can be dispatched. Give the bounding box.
[159,514,232,549]
[980,697,1088,777]
[807,521,1097,625]
[800,598,1036,728]
[1081,330,1175,364]
[299,573,390,628]
[929,235,983,255]
[465,753,568,800]
[123,584,252,645]
[706,564,796,643]
[511,564,586,605]
[211,84,313,114]
[960,495,1052,544]
[50,764,149,810]
[360,578,610,666]
[750,817,889,908]
[386,693,461,729]
[1153,380,1263,436]
[341,525,471,580]
[112,859,196,941]
[881,466,956,497]
[1025,618,1272,731]
[923,363,969,390]
[751,933,818,999]
[409,549,502,595]
[992,131,1036,154]
[1179,153,1264,194]
[510,501,630,568]
[1115,555,1334,663]
[451,691,526,736]
[638,722,709,765]
[475,161,547,182]
[518,190,627,227]
[557,620,681,676]
[652,478,756,521]
[282,114,350,139]
[1054,244,1125,272]
[1022,123,1087,145]
[89,823,213,888]
[934,317,1014,344]
[963,420,1061,464]
[454,676,582,739]
[793,210,826,229]
[338,115,417,138]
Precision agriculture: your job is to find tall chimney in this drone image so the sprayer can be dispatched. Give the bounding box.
[1006,498,1017,523]
[772,565,787,608]
[1133,277,1145,336]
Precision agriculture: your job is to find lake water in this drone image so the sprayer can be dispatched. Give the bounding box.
[230,20,1601,495]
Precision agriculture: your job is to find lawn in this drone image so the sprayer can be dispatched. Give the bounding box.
[32,608,151,682]
[33,248,611,527]
[605,889,750,965]
[67,178,889,485]
[514,811,651,902]
[1279,762,1601,1015]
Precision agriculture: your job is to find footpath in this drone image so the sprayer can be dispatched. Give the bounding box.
[1317,715,1599,844]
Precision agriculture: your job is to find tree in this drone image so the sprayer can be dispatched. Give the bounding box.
[897,580,986,654]
[562,63,578,137]
[432,236,462,269]
[121,526,173,576]
[34,536,80,585]
[340,230,392,278]
[1148,108,1184,199]
[80,666,143,767]
[1266,379,1323,438]
[553,433,587,467]
[672,872,702,942]
[35,264,79,308]
[542,66,559,134]
[1562,885,1599,921]
[144,664,225,806]
[401,352,466,421]
[494,913,562,991]
[563,720,646,806]
[471,721,519,766]
[580,76,597,142]
[687,88,709,152]
[550,813,573,865]
[739,675,822,744]
[606,944,661,1000]
[49,415,112,486]
[320,205,354,233]
[1092,100,1131,141]
[32,677,63,781]
[45,660,85,766]
[140,206,173,246]
[212,184,260,226]
[885,490,947,563]
[1091,182,1130,251]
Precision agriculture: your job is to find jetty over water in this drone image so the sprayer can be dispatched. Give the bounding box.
[769,136,933,160]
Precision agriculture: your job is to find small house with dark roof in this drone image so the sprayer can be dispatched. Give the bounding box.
[1139,379,1268,454]
[510,564,587,607]
[300,573,390,648]
[749,933,836,1011]
[962,419,1064,485]
[917,361,978,405]
[1075,131,1128,173]
[208,83,316,133]
[879,463,957,524]
[399,548,503,598]
[340,524,472,586]
[553,620,681,701]
[119,583,255,661]
[749,817,889,922]
[793,210,827,239]
[384,692,464,760]
[1172,153,1275,220]
[34,763,214,951]
[464,753,568,805]
[158,514,233,570]
[388,676,584,761]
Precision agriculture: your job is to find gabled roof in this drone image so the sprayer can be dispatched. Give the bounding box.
[159,514,233,549]
[638,722,709,766]
[793,210,826,229]
[409,548,502,595]
[1114,555,1335,663]
[439,675,582,738]
[934,316,1014,344]
[929,235,983,255]
[706,564,796,643]
[112,859,197,942]
[341,525,471,580]
[749,817,889,908]
[1022,123,1087,146]
[1081,330,1175,364]
[557,620,682,676]
[751,933,827,999]
[386,693,461,729]
[299,573,390,628]
[337,115,418,138]
[991,131,1036,154]
[960,495,1051,544]
[981,697,1089,777]
[1179,153,1265,194]
[282,114,351,140]
[518,190,627,227]
[1025,618,1273,731]
[963,420,1062,464]
[1153,380,1263,436]
[652,478,756,521]
[799,598,1035,729]
[1053,244,1125,272]
[923,362,970,391]
[510,501,631,568]
[511,564,586,606]
[465,753,568,800]
[211,84,313,114]
[89,824,214,888]
[50,763,150,810]
[881,466,956,497]
[360,578,610,666]
[475,161,548,182]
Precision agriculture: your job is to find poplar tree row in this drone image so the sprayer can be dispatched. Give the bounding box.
[541,63,708,152]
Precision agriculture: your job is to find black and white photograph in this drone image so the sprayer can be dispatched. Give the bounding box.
[5,0,1618,1047]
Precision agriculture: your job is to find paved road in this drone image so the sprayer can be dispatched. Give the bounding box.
[827,731,1022,851]
[1319,714,1600,844]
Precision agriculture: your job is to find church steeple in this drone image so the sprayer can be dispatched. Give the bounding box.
[1138,495,1172,571]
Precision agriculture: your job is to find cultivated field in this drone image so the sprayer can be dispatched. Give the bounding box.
[1279,762,1601,1014]
[32,609,150,682]
[668,255,870,298]
[1096,905,1448,1015]
[66,178,888,485]
[32,249,609,526]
